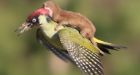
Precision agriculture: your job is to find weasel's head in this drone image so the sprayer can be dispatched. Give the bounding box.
[43,0,60,16]
[16,7,53,34]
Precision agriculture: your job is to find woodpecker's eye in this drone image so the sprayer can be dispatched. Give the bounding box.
[32,18,37,23]
[31,17,38,24]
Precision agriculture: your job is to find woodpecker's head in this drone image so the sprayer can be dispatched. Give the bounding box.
[16,7,53,34]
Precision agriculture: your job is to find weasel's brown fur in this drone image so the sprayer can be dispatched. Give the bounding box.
[43,1,96,44]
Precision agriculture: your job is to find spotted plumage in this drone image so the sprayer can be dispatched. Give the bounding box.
[59,27,104,75]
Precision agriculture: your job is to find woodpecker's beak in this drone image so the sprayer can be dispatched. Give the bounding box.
[16,22,33,35]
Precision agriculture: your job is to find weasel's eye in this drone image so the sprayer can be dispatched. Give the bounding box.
[46,16,52,22]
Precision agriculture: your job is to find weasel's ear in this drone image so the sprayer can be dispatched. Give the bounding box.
[42,2,47,8]
[43,0,53,7]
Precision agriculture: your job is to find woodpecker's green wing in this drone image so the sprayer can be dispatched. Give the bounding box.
[58,27,104,75]
[36,28,74,63]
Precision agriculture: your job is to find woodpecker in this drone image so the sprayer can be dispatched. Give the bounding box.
[16,7,125,75]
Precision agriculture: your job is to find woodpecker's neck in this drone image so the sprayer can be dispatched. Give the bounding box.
[38,15,63,38]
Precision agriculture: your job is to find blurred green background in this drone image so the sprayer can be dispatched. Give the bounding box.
[0,0,140,75]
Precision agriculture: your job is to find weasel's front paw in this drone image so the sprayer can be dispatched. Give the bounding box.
[80,31,89,38]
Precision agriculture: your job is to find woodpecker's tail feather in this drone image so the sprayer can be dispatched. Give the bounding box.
[93,38,126,54]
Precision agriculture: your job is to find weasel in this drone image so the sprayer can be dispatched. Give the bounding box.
[43,0,96,45]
